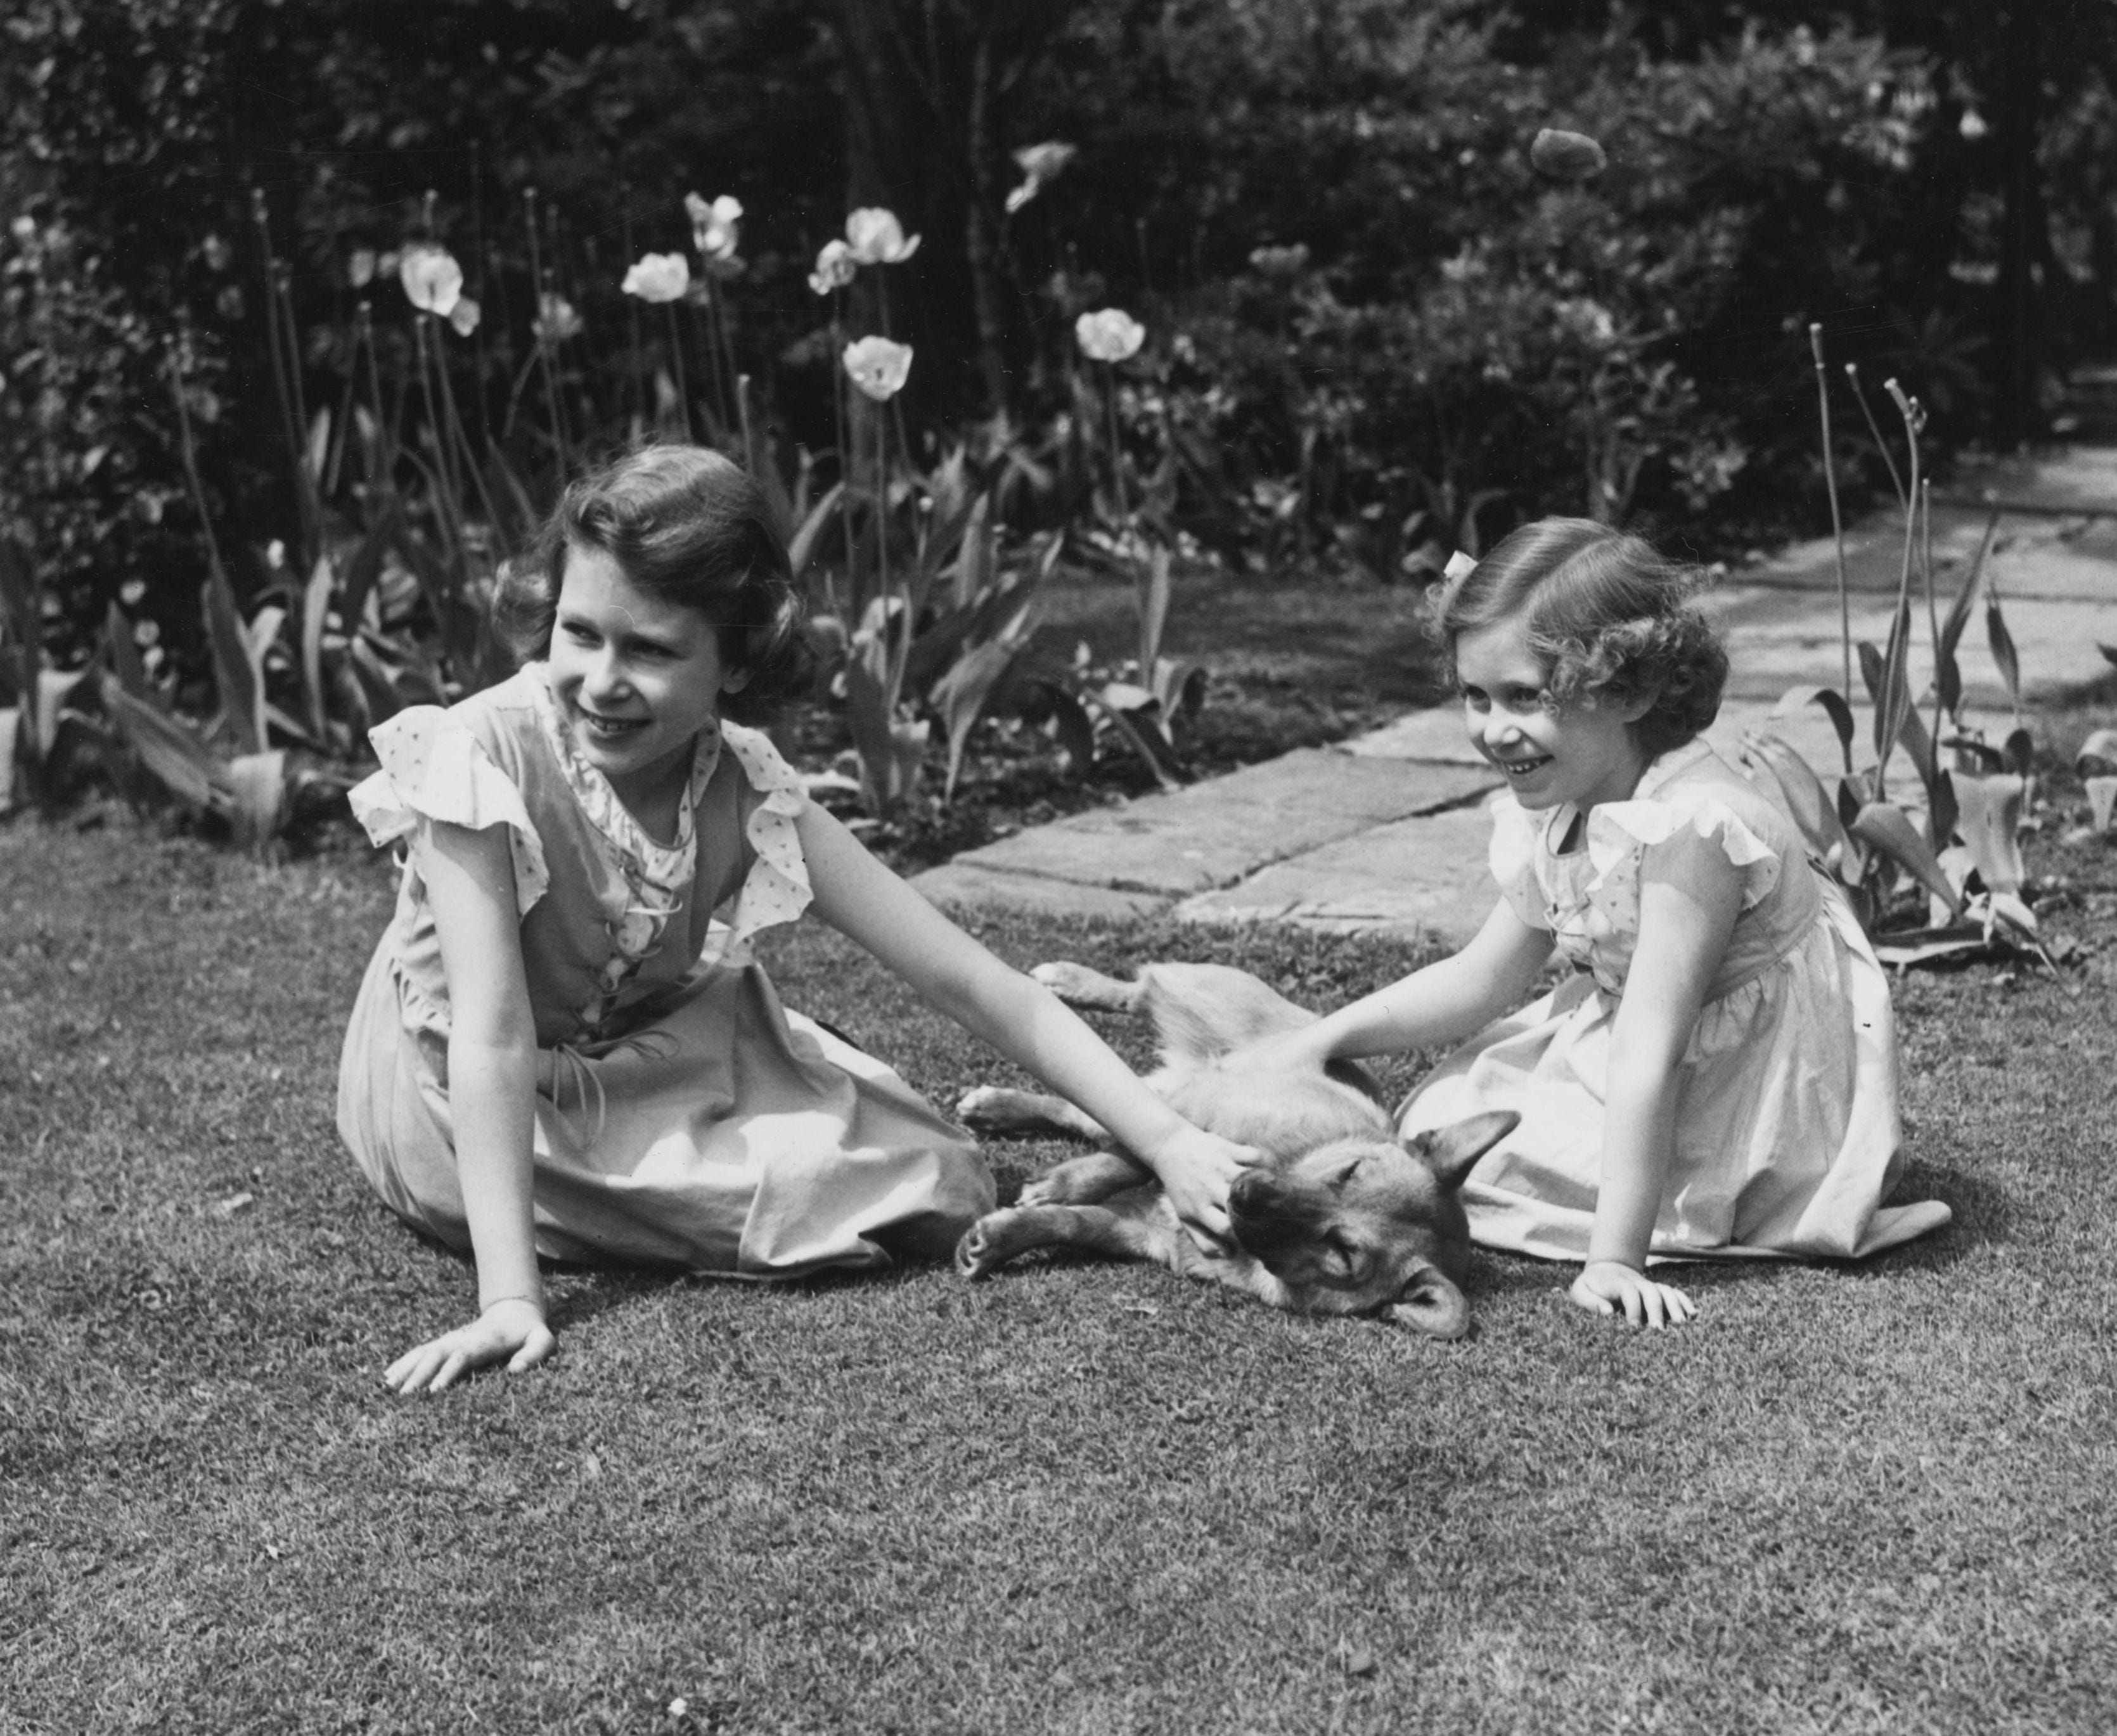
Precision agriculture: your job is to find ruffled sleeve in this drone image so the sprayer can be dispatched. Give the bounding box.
[348,706,551,916]
[711,721,813,966]
[1584,786,1782,930]
[1487,794,1550,930]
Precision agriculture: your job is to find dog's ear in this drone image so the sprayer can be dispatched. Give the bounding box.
[1384,1259,1470,1341]
[1405,1109,1520,1193]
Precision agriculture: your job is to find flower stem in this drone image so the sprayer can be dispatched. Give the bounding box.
[1808,325,1853,738]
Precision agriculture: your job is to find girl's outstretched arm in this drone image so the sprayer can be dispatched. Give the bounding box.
[795,802,1261,1247]
[382,819,555,1394]
[1573,826,1744,1328]
[1235,896,1555,1074]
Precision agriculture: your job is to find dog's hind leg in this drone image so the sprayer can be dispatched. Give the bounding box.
[955,1196,1174,1278]
[1029,961,1145,1016]
[956,1086,1108,1142]
[1018,1150,1150,1206]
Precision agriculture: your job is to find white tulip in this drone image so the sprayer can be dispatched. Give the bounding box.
[842,335,914,402]
[1075,308,1146,364]
[622,252,692,303]
[845,207,920,266]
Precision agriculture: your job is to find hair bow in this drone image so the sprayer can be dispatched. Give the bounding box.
[1443,550,1479,581]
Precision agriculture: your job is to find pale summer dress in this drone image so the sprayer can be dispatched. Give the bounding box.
[1398,738,1952,1263]
[337,664,994,1276]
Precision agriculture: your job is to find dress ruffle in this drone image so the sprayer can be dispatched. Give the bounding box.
[351,709,551,915]
[714,722,813,967]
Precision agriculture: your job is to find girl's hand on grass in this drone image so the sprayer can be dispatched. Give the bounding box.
[1569,1261,1696,1329]
[384,1297,555,1395]
[1142,1124,1259,1253]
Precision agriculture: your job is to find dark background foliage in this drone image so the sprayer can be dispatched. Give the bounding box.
[4,0,2113,652]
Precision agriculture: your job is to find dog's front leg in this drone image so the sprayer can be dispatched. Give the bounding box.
[956,1086,1109,1142]
[955,1198,1173,1278]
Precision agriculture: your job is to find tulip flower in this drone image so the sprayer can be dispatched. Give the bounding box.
[809,238,857,296]
[1247,243,1310,278]
[845,207,921,266]
[348,248,376,288]
[685,192,743,262]
[447,297,481,337]
[1005,141,1077,214]
[843,335,914,402]
[532,292,582,345]
[399,243,464,318]
[1075,308,1146,364]
[622,252,692,303]
[1529,127,1607,181]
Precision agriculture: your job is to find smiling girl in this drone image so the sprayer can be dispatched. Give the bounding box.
[338,445,1258,1392]
[1239,518,1950,1325]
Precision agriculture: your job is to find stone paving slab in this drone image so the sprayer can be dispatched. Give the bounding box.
[910,861,1169,923]
[932,749,1496,898]
[1174,802,1498,947]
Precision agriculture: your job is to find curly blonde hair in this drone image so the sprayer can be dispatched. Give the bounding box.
[1433,517,1725,757]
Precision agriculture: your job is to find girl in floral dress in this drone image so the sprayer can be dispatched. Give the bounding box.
[1240,519,1950,1327]
[339,445,1256,1391]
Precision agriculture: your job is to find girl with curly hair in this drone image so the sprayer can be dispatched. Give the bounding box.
[1244,517,1948,1326]
[338,445,1259,1392]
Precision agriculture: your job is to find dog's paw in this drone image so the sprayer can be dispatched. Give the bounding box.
[1031,961,1116,1005]
[954,1214,1010,1280]
[1015,1173,1063,1207]
[955,1086,1012,1130]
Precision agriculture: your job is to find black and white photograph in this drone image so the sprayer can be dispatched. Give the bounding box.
[4,1,2113,1728]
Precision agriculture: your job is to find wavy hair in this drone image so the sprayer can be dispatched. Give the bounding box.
[1432,517,1725,757]
[494,444,814,726]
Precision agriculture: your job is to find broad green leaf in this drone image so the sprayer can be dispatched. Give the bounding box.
[300,554,335,739]
[1737,730,1856,866]
[0,707,18,813]
[33,667,89,757]
[842,649,926,814]
[1935,512,1997,718]
[100,681,222,810]
[932,636,1028,804]
[103,600,155,704]
[951,492,996,612]
[1986,595,2022,711]
[1850,800,1962,915]
[2074,728,2117,775]
[304,407,331,484]
[1872,925,1997,968]
[2083,775,2117,832]
[1136,545,1173,676]
[222,750,289,851]
[338,507,401,636]
[1951,772,2026,894]
[787,482,846,583]
[203,562,267,754]
[1770,685,1855,769]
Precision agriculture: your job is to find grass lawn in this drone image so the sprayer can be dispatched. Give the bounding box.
[4,807,2115,1735]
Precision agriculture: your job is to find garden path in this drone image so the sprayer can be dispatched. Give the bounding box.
[913,446,2117,944]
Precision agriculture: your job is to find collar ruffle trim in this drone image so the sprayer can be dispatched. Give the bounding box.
[527,665,811,968]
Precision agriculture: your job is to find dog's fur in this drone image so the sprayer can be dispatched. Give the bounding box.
[953,961,1517,1340]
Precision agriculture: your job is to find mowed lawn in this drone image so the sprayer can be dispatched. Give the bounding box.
[3,815,2114,1735]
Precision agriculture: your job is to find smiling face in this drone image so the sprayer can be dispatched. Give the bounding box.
[545,543,743,816]
[1455,614,1652,814]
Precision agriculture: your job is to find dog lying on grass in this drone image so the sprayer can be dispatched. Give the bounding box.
[953,961,1517,1340]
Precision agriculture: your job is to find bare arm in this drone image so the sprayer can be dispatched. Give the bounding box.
[1244,897,1555,1072]
[795,801,1258,1243]
[383,819,555,1394]
[1571,828,1742,1328]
